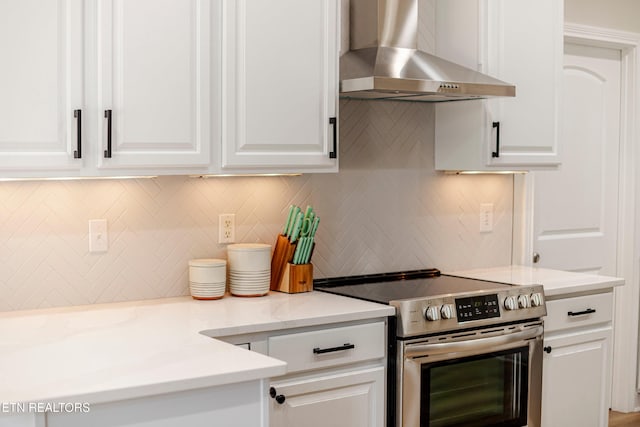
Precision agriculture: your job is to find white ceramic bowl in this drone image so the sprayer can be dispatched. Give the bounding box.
[188,259,227,283]
[227,243,271,273]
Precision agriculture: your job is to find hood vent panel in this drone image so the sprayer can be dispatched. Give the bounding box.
[340,0,515,101]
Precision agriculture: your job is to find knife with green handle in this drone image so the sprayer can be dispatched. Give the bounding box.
[283,205,295,235]
[286,206,301,238]
[290,212,303,243]
[303,205,313,221]
[296,216,319,264]
[292,237,303,264]
[298,236,312,264]
[310,216,320,237]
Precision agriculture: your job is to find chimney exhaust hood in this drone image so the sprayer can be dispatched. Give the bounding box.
[340,0,516,101]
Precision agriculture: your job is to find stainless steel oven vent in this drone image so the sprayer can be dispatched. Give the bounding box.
[340,0,516,101]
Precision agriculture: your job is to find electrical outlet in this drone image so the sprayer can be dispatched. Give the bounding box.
[89,219,108,252]
[218,214,235,243]
[479,203,494,233]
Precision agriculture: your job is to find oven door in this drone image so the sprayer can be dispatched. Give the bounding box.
[400,323,543,427]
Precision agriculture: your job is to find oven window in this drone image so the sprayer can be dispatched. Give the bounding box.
[420,347,529,427]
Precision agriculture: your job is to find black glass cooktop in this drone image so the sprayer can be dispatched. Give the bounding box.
[315,270,513,304]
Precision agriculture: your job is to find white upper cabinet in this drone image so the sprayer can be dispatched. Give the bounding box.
[434,0,563,171]
[220,0,339,173]
[0,0,84,174]
[1,0,338,178]
[0,0,212,178]
[96,0,211,172]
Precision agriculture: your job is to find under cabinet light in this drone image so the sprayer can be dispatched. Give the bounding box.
[444,170,528,175]
[0,176,158,182]
[190,173,302,178]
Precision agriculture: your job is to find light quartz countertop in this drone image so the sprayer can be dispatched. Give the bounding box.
[0,291,394,405]
[447,265,624,298]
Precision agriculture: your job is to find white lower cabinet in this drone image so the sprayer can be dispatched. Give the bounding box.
[44,380,266,427]
[219,320,388,427]
[541,292,613,427]
[267,321,386,427]
[269,366,384,427]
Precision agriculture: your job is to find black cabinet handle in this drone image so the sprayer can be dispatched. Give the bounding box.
[104,109,113,158]
[492,121,500,158]
[544,346,552,354]
[73,109,82,159]
[313,343,355,355]
[568,308,596,317]
[269,387,285,404]
[329,117,337,159]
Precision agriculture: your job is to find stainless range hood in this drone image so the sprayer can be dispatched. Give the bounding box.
[340,0,516,101]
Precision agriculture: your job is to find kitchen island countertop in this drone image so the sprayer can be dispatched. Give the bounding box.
[0,291,394,405]
[447,264,624,298]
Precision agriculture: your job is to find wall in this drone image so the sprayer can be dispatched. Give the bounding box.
[565,0,640,33]
[0,100,513,312]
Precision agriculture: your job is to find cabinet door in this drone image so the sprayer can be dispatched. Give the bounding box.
[221,0,339,173]
[486,0,563,167]
[542,328,611,427]
[96,0,211,171]
[434,0,562,171]
[270,366,384,427]
[0,0,83,174]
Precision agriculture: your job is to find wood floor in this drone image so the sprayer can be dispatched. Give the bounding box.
[609,410,640,426]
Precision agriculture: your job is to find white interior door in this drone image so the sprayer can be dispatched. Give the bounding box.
[532,42,621,274]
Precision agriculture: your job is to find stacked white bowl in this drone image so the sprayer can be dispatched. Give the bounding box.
[227,243,271,297]
[188,259,227,300]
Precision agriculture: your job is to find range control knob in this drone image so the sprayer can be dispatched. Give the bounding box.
[440,304,455,319]
[530,292,544,307]
[425,306,440,321]
[504,296,518,311]
[518,294,531,309]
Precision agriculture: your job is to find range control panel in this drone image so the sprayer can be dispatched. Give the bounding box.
[391,285,547,337]
[455,294,500,321]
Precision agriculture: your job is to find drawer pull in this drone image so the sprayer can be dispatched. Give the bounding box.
[544,346,552,354]
[313,343,355,355]
[568,308,596,317]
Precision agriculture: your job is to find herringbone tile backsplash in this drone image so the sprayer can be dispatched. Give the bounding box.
[0,100,512,311]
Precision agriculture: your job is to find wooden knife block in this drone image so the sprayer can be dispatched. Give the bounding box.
[277,263,313,294]
[270,234,297,290]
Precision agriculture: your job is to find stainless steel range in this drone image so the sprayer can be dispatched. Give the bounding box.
[316,269,547,427]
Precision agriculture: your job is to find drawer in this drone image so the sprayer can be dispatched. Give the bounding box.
[545,292,613,333]
[268,322,385,374]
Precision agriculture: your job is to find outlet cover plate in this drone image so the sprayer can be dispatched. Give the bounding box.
[219,214,235,243]
[89,219,108,253]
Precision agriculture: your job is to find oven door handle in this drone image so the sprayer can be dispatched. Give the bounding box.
[404,325,543,358]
